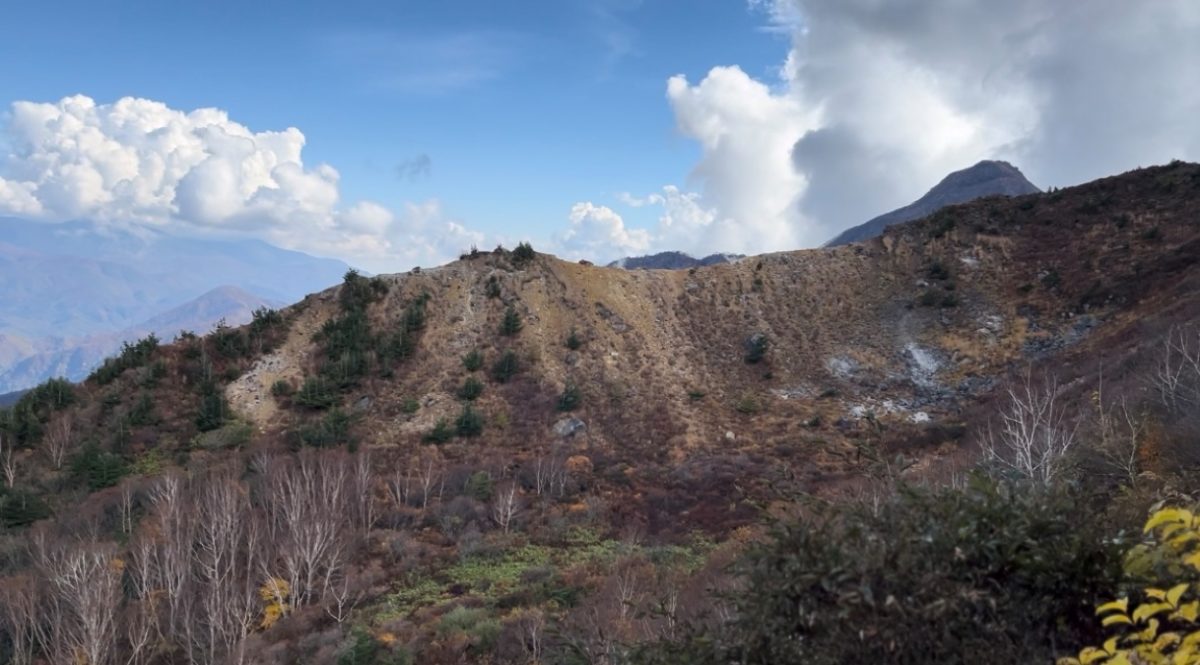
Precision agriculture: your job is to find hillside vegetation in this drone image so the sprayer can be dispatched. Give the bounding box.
[2,162,1200,664]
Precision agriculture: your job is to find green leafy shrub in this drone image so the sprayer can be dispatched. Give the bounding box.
[512,241,536,265]
[485,275,502,299]
[566,329,582,350]
[271,379,293,397]
[0,489,51,528]
[635,478,1126,665]
[462,349,484,372]
[500,306,523,336]
[194,382,229,432]
[456,405,484,437]
[424,418,453,444]
[401,398,420,415]
[192,421,253,450]
[298,408,353,448]
[464,471,494,501]
[491,351,519,383]
[295,377,339,410]
[90,334,159,385]
[458,377,484,401]
[70,444,127,490]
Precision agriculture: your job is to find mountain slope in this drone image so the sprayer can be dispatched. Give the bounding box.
[825,160,1041,246]
[4,162,1199,665]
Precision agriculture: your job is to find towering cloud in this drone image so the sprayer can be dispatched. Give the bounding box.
[587,0,1200,261]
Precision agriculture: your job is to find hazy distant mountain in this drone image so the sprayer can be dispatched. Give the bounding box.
[0,218,350,339]
[0,285,278,393]
[0,217,352,391]
[607,251,744,270]
[825,161,1040,247]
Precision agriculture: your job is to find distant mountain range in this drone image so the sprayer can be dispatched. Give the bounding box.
[0,218,351,391]
[824,160,1040,246]
[608,251,744,270]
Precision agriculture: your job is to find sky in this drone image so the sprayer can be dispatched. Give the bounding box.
[0,0,1197,272]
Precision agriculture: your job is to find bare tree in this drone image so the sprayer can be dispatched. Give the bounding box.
[351,451,376,534]
[263,450,350,608]
[43,414,75,471]
[1092,380,1148,486]
[33,536,123,665]
[0,573,40,665]
[492,481,522,534]
[1153,325,1200,412]
[192,469,261,665]
[982,371,1077,486]
[0,433,16,488]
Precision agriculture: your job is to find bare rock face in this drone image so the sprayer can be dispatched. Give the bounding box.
[826,160,1040,246]
[554,417,587,438]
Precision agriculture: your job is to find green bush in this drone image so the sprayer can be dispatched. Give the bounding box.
[485,275,501,299]
[458,377,485,401]
[339,269,388,312]
[70,444,127,490]
[127,392,158,426]
[557,384,581,412]
[464,471,494,501]
[424,418,453,444]
[634,478,1126,665]
[456,405,484,437]
[0,489,51,528]
[500,306,523,336]
[192,421,253,450]
[462,349,484,372]
[491,351,519,383]
[298,409,353,448]
[271,379,293,397]
[401,398,420,415]
[566,329,582,350]
[511,241,536,265]
[194,382,229,432]
[89,335,159,385]
[295,377,339,410]
[337,627,379,665]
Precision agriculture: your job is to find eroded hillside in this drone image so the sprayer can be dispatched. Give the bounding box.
[2,161,1199,664]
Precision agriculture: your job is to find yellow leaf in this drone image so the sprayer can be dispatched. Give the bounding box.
[1184,551,1200,572]
[1170,601,1200,623]
[1134,603,1174,624]
[1168,584,1190,608]
[1079,647,1110,664]
[1168,532,1200,550]
[1147,509,1194,534]
[1154,632,1182,651]
[1105,637,1120,654]
[1099,598,1131,615]
[1104,614,1133,627]
[1148,588,1169,601]
[1131,619,1161,644]
[1057,658,1082,665]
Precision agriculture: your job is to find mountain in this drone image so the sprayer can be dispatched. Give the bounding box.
[825,160,1041,246]
[3,162,1199,664]
[0,218,351,339]
[0,218,352,390]
[0,285,278,392]
[607,250,744,269]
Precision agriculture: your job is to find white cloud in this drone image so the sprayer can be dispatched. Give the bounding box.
[601,0,1200,259]
[0,95,485,272]
[555,202,651,260]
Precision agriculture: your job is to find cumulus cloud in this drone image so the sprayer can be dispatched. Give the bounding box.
[616,0,1200,258]
[0,95,483,272]
[555,202,651,260]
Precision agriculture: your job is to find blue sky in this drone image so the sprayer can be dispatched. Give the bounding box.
[0,1,785,261]
[0,1,1196,271]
